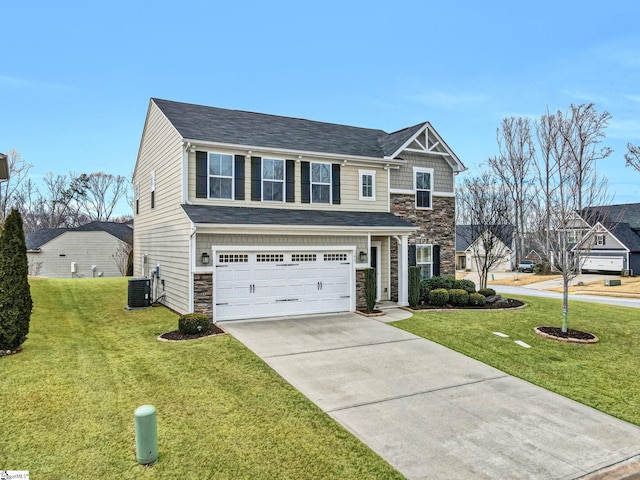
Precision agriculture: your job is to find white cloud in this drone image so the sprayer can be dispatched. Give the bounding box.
[0,74,73,91]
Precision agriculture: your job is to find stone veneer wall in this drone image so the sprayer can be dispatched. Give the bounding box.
[390,194,456,302]
[355,269,366,311]
[194,273,213,319]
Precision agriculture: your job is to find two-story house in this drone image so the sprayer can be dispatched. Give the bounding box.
[133,98,464,321]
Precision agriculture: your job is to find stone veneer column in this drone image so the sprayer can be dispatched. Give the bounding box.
[390,194,456,300]
[355,269,367,311]
[193,273,213,319]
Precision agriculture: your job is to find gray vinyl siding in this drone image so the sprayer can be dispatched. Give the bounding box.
[187,150,388,212]
[588,231,626,251]
[390,151,454,192]
[133,100,192,314]
[27,231,127,278]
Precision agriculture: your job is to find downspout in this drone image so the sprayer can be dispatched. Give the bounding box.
[182,142,191,205]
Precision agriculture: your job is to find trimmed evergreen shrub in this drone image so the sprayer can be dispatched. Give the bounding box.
[478,288,496,297]
[0,209,33,350]
[364,267,376,313]
[449,289,469,306]
[408,266,421,308]
[457,279,476,294]
[421,276,456,292]
[178,312,211,334]
[429,288,449,306]
[469,293,487,307]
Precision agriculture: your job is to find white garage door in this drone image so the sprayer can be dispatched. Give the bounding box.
[580,255,624,272]
[213,249,353,321]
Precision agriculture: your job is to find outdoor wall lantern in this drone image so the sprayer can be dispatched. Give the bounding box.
[359,251,367,262]
[201,252,210,265]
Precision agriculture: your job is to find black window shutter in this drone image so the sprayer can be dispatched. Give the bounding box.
[286,160,295,203]
[408,245,416,266]
[234,155,245,200]
[196,151,208,198]
[433,245,441,276]
[301,161,310,204]
[251,156,261,201]
[332,164,341,204]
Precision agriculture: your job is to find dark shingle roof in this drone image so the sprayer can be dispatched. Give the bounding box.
[26,222,133,251]
[182,204,416,229]
[581,203,640,251]
[456,225,514,252]
[153,98,423,159]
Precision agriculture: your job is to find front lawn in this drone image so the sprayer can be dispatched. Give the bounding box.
[393,296,640,426]
[1,278,403,480]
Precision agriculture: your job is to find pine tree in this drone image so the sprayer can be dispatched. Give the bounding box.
[0,208,32,350]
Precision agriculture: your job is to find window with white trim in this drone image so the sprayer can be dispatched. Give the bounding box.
[414,167,433,209]
[150,172,155,209]
[416,244,433,279]
[596,234,606,246]
[359,169,375,201]
[135,184,140,215]
[208,153,234,199]
[567,230,583,243]
[262,158,285,202]
[311,162,331,203]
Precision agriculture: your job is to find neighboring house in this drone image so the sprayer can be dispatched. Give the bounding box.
[571,203,640,275]
[455,225,514,272]
[0,152,8,181]
[133,98,465,321]
[26,221,133,278]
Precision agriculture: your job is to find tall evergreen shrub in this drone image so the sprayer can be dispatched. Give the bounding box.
[364,267,376,313]
[408,266,421,308]
[0,209,33,350]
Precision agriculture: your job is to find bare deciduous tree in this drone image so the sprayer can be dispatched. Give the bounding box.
[457,172,512,289]
[0,149,32,222]
[112,240,133,276]
[625,143,640,172]
[488,117,535,265]
[532,104,613,332]
[77,172,129,221]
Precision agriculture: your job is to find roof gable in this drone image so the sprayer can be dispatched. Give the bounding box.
[26,222,132,251]
[456,225,514,252]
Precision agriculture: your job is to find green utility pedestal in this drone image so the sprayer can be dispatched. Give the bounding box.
[134,404,158,464]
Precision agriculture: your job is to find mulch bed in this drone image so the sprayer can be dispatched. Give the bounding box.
[411,298,525,310]
[0,346,22,358]
[535,326,599,344]
[159,324,226,341]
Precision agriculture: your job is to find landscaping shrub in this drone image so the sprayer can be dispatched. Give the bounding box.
[429,288,449,306]
[449,289,469,306]
[178,312,211,334]
[421,276,456,292]
[364,267,376,313]
[457,279,476,294]
[408,266,421,308]
[0,209,32,350]
[534,261,551,274]
[468,292,487,307]
[478,288,496,297]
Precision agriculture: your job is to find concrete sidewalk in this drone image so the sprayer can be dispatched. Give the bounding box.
[224,312,640,479]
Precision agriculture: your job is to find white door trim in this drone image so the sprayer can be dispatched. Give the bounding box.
[371,241,382,301]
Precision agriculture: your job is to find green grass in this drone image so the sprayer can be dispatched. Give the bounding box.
[393,296,640,426]
[1,278,403,480]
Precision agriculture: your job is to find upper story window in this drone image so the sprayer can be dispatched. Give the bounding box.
[262,158,285,202]
[359,170,375,201]
[209,153,234,199]
[567,230,583,243]
[150,171,155,209]
[135,184,140,215]
[416,244,433,279]
[311,162,331,203]
[414,167,433,209]
[596,234,606,246]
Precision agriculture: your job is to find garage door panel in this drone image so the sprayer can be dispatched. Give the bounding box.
[581,255,624,271]
[214,249,352,321]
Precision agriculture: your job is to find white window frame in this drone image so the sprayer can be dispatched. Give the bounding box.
[413,166,434,210]
[150,171,155,209]
[134,184,140,215]
[416,244,433,279]
[311,161,332,204]
[261,157,285,203]
[596,234,605,246]
[208,152,234,200]
[359,169,376,201]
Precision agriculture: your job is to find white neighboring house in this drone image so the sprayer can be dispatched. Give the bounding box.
[26,221,133,278]
[455,225,515,272]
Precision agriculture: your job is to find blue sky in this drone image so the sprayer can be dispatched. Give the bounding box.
[2,1,640,215]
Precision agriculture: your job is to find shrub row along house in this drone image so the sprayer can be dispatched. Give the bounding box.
[133,98,465,320]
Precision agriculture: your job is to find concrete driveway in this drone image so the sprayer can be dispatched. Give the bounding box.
[224,312,640,480]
